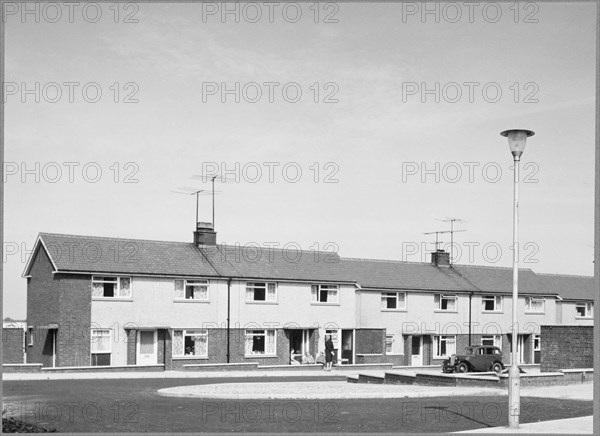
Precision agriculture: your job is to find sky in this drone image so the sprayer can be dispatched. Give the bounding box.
[3,2,597,319]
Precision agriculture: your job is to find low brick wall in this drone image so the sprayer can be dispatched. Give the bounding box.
[41,364,164,373]
[2,328,25,364]
[358,373,384,384]
[355,354,384,364]
[183,362,258,371]
[540,325,593,372]
[257,364,322,371]
[2,364,42,373]
[415,373,457,387]
[384,372,416,385]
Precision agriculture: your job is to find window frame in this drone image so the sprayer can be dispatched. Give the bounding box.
[173,279,210,302]
[381,292,407,311]
[434,294,458,312]
[172,329,209,358]
[525,296,545,313]
[311,284,340,304]
[245,282,278,303]
[90,329,112,354]
[433,334,456,358]
[91,276,132,300]
[244,329,277,357]
[385,334,397,354]
[481,334,502,348]
[482,295,503,312]
[575,302,593,318]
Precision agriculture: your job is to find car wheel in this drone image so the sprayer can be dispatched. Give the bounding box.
[456,362,469,373]
[491,363,502,374]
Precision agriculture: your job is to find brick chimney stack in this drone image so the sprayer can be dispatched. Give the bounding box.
[194,222,217,246]
[431,249,450,267]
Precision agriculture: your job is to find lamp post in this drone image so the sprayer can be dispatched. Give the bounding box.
[500,129,535,429]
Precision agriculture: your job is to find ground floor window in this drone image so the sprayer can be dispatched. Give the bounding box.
[172,329,208,357]
[533,334,541,364]
[245,329,276,356]
[90,329,111,366]
[385,334,395,354]
[433,335,456,358]
[481,334,502,348]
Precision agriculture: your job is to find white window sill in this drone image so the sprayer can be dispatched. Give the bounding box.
[575,316,593,319]
[245,301,278,305]
[381,308,407,312]
[433,309,458,313]
[172,356,209,360]
[524,311,545,314]
[386,353,404,356]
[482,310,503,314]
[244,354,277,358]
[311,302,340,306]
[92,298,133,302]
[173,299,210,303]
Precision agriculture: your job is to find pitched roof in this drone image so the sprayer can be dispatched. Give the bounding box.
[23,232,596,300]
[24,233,352,283]
[534,273,596,301]
[338,258,550,295]
[30,233,221,277]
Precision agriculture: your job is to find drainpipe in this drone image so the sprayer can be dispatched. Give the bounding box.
[468,292,473,346]
[227,278,231,363]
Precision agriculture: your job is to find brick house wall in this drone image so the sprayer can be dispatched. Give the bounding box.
[26,246,92,367]
[540,325,593,372]
[26,247,60,367]
[355,329,384,354]
[2,328,25,363]
[56,273,91,366]
[126,329,136,365]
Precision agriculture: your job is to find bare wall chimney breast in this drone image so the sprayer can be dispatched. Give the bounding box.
[194,222,217,246]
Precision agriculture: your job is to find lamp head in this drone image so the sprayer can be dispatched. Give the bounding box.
[500,129,535,159]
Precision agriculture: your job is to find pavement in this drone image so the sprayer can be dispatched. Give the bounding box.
[2,368,361,381]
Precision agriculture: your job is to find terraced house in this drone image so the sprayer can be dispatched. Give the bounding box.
[22,223,595,370]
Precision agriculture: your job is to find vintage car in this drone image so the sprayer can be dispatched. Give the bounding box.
[442,345,504,374]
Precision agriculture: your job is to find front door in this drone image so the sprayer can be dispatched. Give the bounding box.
[533,335,541,364]
[341,330,353,364]
[517,334,525,364]
[137,330,157,365]
[411,336,423,366]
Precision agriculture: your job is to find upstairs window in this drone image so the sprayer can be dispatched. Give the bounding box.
[482,295,503,312]
[525,297,545,313]
[311,284,339,303]
[246,282,277,302]
[174,279,209,301]
[381,292,406,310]
[92,276,131,299]
[434,294,457,311]
[575,302,593,318]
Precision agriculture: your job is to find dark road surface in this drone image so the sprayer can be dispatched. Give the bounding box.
[2,376,593,433]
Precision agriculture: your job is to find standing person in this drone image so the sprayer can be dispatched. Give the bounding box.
[325,335,335,371]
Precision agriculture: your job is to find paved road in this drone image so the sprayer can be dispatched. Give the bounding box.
[2,377,593,433]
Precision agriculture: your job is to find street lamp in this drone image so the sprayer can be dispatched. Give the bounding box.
[500,128,535,429]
